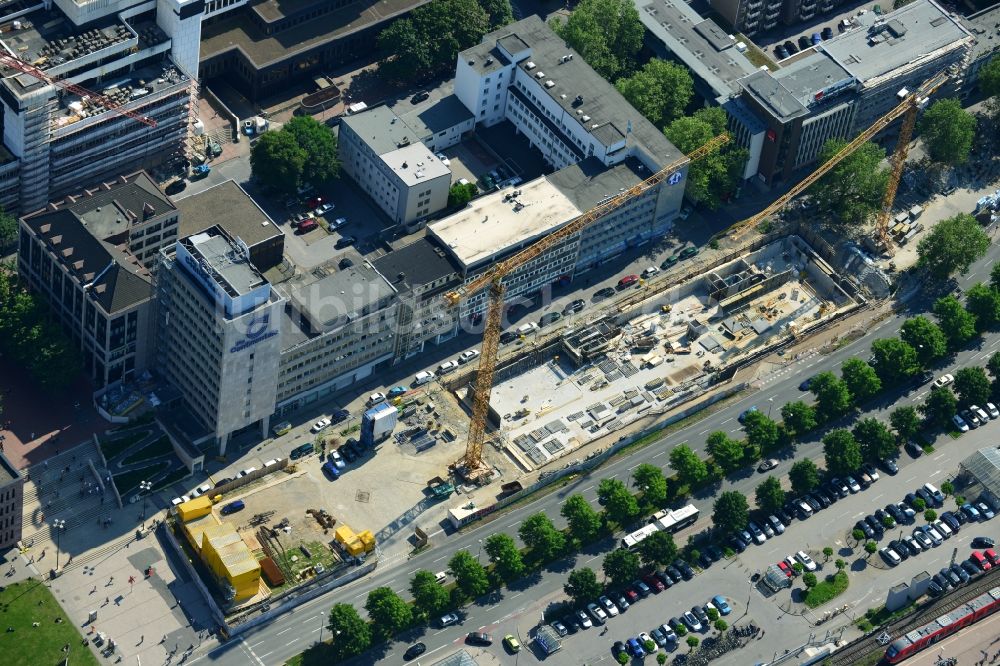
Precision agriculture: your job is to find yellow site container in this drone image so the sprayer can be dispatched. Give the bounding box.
[357,530,376,552]
[334,524,355,545]
[201,524,261,603]
[177,496,212,522]
[343,538,365,556]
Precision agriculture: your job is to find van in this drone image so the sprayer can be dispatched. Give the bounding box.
[923,483,945,506]
[414,370,435,386]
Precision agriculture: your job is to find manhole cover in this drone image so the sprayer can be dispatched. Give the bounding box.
[355,490,370,503]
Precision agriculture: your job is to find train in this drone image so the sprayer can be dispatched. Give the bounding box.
[885,585,1000,663]
[620,504,699,550]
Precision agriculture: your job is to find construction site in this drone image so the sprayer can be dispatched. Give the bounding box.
[482,234,858,471]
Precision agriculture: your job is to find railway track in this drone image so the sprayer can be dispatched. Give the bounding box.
[827,567,1000,666]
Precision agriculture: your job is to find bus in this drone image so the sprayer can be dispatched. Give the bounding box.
[649,504,700,533]
[621,523,660,550]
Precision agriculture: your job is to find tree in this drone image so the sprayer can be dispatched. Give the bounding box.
[823,429,863,476]
[550,0,643,80]
[378,0,490,82]
[283,116,340,184]
[869,338,918,386]
[0,208,15,249]
[790,459,821,495]
[478,0,513,28]
[989,351,1000,378]
[365,586,413,638]
[714,619,728,632]
[712,491,749,536]
[602,548,640,587]
[900,316,948,367]
[755,476,786,514]
[822,546,834,562]
[250,131,307,195]
[913,497,926,512]
[327,603,371,660]
[663,108,748,210]
[842,358,883,402]
[941,481,954,496]
[638,529,677,567]
[934,295,978,349]
[954,366,991,406]
[965,283,1000,331]
[813,139,889,226]
[921,386,958,430]
[449,550,490,600]
[669,444,708,488]
[743,410,780,455]
[810,371,853,420]
[706,431,746,473]
[924,509,937,522]
[982,54,1000,99]
[448,182,478,208]
[561,494,603,545]
[687,635,700,649]
[484,533,524,584]
[918,214,990,281]
[564,567,603,607]
[835,559,847,571]
[597,478,640,527]
[802,572,818,588]
[615,59,693,127]
[890,406,921,442]
[851,528,865,543]
[919,98,977,165]
[865,541,878,556]
[852,418,897,462]
[519,512,566,562]
[781,401,817,438]
[410,570,450,618]
[633,463,668,506]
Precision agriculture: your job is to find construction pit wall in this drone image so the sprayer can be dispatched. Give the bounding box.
[484,234,858,472]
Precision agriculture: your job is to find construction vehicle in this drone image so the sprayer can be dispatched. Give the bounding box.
[729,70,949,244]
[427,476,455,499]
[192,164,211,179]
[442,135,729,483]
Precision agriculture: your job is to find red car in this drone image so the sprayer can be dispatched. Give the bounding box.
[297,218,318,233]
[777,561,793,578]
[623,587,639,603]
[985,549,1000,566]
[643,573,665,592]
[971,551,992,571]
[306,196,323,209]
[618,274,639,288]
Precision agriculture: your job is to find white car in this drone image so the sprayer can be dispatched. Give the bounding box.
[598,595,619,617]
[437,360,460,374]
[768,514,785,535]
[641,266,659,278]
[846,476,861,493]
[329,450,346,469]
[435,152,450,166]
[952,414,970,432]
[330,217,348,229]
[932,519,953,538]
[310,418,331,433]
[367,392,386,406]
[459,349,481,364]
[413,370,436,386]
[795,551,817,572]
[314,203,334,216]
[880,547,901,566]
[586,602,607,624]
[987,403,1000,419]
[516,322,539,335]
[932,374,954,389]
[972,405,990,423]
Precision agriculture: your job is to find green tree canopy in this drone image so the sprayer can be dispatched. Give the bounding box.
[283,116,340,184]
[250,131,307,195]
[869,338,918,386]
[632,463,668,506]
[954,366,991,406]
[889,405,921,442]
[712,490,749,536]
[0,207,15,249]
[981,54,1000,99]
[933,294,978,348]
[638,529,678,566]
[327,603,372,660]
[603,548,640,587]
[810,371,853,420]
[669,443,709,488]
[918,214,990,281]
[478,0,513,28]
[378,0,490,81]
[449,550,491,600]
[789,459,821,495]
[841,357,882,402]
[989,351,1000,378]
[755,476,786,514]
[900,316,948,366]
[921,386,958,430]
[706,431,746,473]
[823,428,863,476]
[615,59,693,127]
[365,587,413,639]
[965,283,1000,331]
[597,478,640,527]
[484,533,525,584]
[781,401,817,438]
[519,512,566,563]
[561,494,603,545]
[550,0,643,80]
[743,409,780,455]
[448,182,478,208]
[564,567,603,607]
[663,108,747,210]
[852,418,897,462]
[410,570,450,618]
[813,139,889,225]
[919,98,977,165]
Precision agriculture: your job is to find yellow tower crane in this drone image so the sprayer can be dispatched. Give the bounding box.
[443,134,729,482]
[729,70,949,240]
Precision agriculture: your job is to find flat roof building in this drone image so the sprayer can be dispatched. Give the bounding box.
[962,3,1000,92]
[0,451,25,553]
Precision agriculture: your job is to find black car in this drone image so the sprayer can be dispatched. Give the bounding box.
[499,331,518,345]
[539,312,562,327]
[775,45,788,59]
[961,560,980,578]
[812,491,832,509]
[331,409,350,424]
[952,563,971,584]
[692,605,709,624]
[612,642,627,660]
[404,643,427,660]
[941,512,961,531]
[825,481,847,499]
[855,520,875,540]
[706,544,723,561]
[165,179,187,195]
[563,299,586,315]
[874,508,891,526]
[906,441,924,458]
[911,370,934,388]
[214,476,233,488]
[655,570,674,588]
[881,458,899,475]
[560,615,580,634]
[675,560,695,580]
[338,257,354,269]
[899,539,919,557]
[798,35,811,49]
[776,507,794,525]
[822,26,834,39]
[865,516,885,537]
[411,91,430,104]
[804,495,822,512]
[665,566,683,583]
[932,573,951,590]
[730,534,748,552]
[668,617,684,632]
[904,492,920,508]
[952,508,969,525]
[889,540,909,560]
[784,40,798,54]
[886,503,905,524]
[941,566,962,587]
[335,236,357,249]
[972,536,996,548]
[339,444,357,463]
[915,488,935,508]
[927,580,944,597]
[698,551,713,568]
[466,632,492,646]
[593,287,616,300]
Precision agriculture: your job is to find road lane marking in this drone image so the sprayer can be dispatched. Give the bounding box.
[872,494,883,502]
[408,567,420,574]
[905,475,917,483]
[699,428,710,435]
[582,485,594,493]
[285,640,297,646]
[277,627,295,636]
[433,555,448,563]
[506,521,521,528]
[628,463,641,471]
[931,469,942,477]
[653,451,666,458]
[722,418,734,425]
[934,454,946,461]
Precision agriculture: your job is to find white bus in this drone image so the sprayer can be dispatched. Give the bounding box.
[621,523,660,550]
[649,504,700,534]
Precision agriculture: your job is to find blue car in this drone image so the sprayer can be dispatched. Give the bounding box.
[711,595,732,615]
[220,499,245,515]
[738,406,758,423]
[388,386,409,398]
[627,638,645,657]
[322,461,340,480]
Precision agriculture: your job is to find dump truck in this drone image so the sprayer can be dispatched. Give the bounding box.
[428,476,455,499]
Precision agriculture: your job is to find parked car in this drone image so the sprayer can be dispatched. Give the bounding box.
[973,536,997,548]
[404,642,427,660]
[923,525,943,545]
[626,638,645,658]
[987,403,1000,419]
[679,246,698,259]
[933,374,954,388]
[310,418,331,433]
[941,566,962,587]
[586,603,607,624]
[954,413,971,432]
[861,463,880,482]
[712,595,732,615]
[539,312,562,327]
[220,500,245,515]
[768,515,785,535]
[880,547,901,566]
[643,573,665,592]
[562,299,586,315]
[777,560,794,578]
[575,609,593,629]
[961,560,981,578]
[388,386,408,398]
[758,458,779,472]
[593,287,616,300]
[458,349,481,364]
[906,440,925,457]
[855,520,875,540]
[977,502,995,520]
[933,519,953,539]
[650,627,669,648]
[503,634,521,653]
[290,443,314,459]
[971,551,992,571]
[828,477,849,497]
[888,540,909,561]
[599,596,620,616]
[952,562,971,584]
[747,522,767,544]
[466,632,492,646]
[682,611,702,632]
[846,476,861,493]
[366,392,386,406]
[675,560,695,580]
[795,551,817,571]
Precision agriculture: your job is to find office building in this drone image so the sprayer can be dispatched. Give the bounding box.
[959,3,1000,94]
[18,172,177,387]
[708,0,837,35]
[339,105,452,226]
[0,452,25,553]
[0,0,199,215]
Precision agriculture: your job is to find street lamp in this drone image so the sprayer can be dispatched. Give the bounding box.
[767,396,775,418]
[52,519,66,571]
[139,480,152,528]
[477,539,484,563]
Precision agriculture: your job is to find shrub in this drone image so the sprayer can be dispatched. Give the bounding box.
[804,571,850,608]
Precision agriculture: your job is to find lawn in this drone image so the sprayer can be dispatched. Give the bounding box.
[0,578,100,666]
[99,429,152,461]
[153,466,190,491]
[113,462,169,496]
[122,435,174,465]
[273,540,339,580]
[805,570,849,608]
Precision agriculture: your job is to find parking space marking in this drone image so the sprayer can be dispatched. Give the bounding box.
[934,454,946,461]
[931,469,942,477]
[905,475,918,483]
[872,494,883,501]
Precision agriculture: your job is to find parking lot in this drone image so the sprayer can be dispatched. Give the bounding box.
[751,0,883,61]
